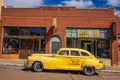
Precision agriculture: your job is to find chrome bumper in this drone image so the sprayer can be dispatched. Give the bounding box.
[24,61,31,69]
[97,65,106,70]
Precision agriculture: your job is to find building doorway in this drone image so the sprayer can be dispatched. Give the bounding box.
[50,36,61,53]
[84,42,92,52]
[19,39,33,59]
[81,40,93,53]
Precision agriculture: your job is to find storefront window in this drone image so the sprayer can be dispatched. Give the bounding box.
[66,28,111,58]
[95,40,110,58]
[3,27,46,54]
[2,38,19,54]
[67,38,111,58]
[66,28,78,37]
[34,39,45,53]
[99,30,111,38]
[4,27,46,36]
[67,38,80,48]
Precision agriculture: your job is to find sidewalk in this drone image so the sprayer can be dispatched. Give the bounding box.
[99,58,119,70]
[0,59,26,67]
[0,58,120,72]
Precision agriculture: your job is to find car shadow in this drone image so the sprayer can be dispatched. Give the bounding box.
[22,68,99,76]
[22,68,30,71]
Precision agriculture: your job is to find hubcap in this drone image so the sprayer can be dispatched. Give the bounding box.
[34,62,43,72]
[86,67,93,73]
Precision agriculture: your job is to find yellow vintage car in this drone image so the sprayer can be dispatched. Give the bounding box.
[24,48,105,75]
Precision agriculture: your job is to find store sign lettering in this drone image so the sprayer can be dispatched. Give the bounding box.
[78,30,99,38]
[43,7,69,11]
[98,44,107,48]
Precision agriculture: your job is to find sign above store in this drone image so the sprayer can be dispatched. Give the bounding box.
[43,7,70,11]
[78,29,99,38]
[66,28,111,38]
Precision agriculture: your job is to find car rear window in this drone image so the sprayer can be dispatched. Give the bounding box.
[81,52,89,56]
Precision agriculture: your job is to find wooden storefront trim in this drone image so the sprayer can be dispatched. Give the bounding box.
[0,54,19,59]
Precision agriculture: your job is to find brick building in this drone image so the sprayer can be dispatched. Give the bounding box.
[0,0,4,19]
[0,6,120,65]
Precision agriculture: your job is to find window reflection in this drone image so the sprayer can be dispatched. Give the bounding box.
[3,27,46,54]
[59,50,68,55]
[96,40,110,58]
[3,38,19,54]
[34,39,45,53]
[4,27,46,36]
[71,51,80,56]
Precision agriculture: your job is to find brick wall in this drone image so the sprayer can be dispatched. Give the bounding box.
[2,7,113,17]
[112,40,118,65]
[111,16,120,65]
[0,20,2,53]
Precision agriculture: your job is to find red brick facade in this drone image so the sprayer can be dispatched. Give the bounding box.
[0,20,2,53]
[0,6,120,65]
[112,16,120,65]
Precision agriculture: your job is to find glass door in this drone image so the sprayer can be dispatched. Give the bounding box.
[81,40,93,53]
[84,43,92,52]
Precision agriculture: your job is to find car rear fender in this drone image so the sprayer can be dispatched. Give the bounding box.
[82,59,99,69]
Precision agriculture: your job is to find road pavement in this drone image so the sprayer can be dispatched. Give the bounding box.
[0,66,120,80]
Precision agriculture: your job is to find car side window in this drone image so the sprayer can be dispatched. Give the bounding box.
[71,51,80,56]
[81,52,89,56]
[59,50,69,56]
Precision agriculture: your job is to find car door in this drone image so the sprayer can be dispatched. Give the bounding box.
[79,50,91,67]
[52,50,70,70]
[69,50,82,70]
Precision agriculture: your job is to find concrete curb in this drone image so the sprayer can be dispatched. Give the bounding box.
[0,62,24,67]
[100,70,120,73]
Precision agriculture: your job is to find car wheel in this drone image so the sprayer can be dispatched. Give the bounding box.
[83,67,95,76]
[32,62,43,72]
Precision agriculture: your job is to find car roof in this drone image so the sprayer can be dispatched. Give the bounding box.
[60,48,87,51]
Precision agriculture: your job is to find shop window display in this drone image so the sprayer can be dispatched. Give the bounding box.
[66,28,111,58]
[3,38,19,54]
[96,40,110,58]
[3,27,46,54]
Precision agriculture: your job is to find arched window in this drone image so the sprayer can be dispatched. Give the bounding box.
[50,36,61,53]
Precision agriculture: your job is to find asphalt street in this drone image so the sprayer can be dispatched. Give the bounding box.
[0,66,120,80]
